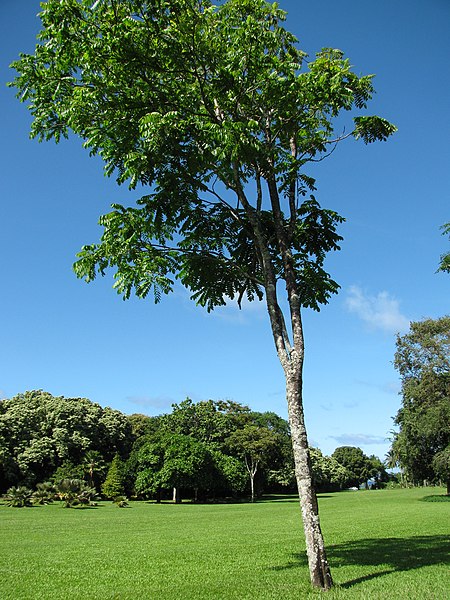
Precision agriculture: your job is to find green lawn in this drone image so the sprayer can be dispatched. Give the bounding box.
[0,488,448,599]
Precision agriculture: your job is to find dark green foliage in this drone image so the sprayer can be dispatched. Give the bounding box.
[4,486,33,508]
[9,0,393,314]
[0,391,294,500]
[209,450,248,495]
[160,398,237,446]
[309,448,350,492]
[227,423,279,501]
[127,414,161,440]
[391,317,450,489]
[112,496,129,508]
[438,223,450,273]
[0,390,133,491]
[432,448,450,495]
[102,455,126,499]
[55,478,98,508]
[81,450,107,490]
[420,493,450,502]
[135,433,220,502]
[51,461,85,483]
[331,447,373,488]
[32,482,56,505]
[132,400,291,501]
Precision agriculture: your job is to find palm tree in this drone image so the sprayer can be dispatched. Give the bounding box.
[81,450,106,489]
[55,479,98,508]
[4,486,33,507]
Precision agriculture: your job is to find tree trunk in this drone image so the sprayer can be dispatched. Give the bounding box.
[285,366,333,590]
[245,456,257,503]
[263,276,333,590]
[172,486,181,503]
[239,181,333,589]
[447,479,450,496]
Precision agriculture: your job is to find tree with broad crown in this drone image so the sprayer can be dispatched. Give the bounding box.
[391,317,450,494]
[432,448,450,495]
[10,0,396,589]
[331,446,373,488]
[309,448,350,492]
[227,422,279,502]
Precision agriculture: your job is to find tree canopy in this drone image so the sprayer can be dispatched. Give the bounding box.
[331,446,378,488]
[11,0,395,311]
[0,390,132,489]
[391,317,450,493]
[1,390,370,499]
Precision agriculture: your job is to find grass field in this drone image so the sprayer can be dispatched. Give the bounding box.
[0,487,448,599]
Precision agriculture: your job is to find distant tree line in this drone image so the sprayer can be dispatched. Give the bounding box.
[0,390,387,500]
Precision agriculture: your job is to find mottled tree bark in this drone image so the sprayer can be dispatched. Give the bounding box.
[234,157,333,590]
[264,278,333,590]
[285,365,333,590]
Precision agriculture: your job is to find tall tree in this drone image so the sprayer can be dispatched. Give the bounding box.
[331,446,372,488]
[161,398,236,447]
[309,448,349,492]
[10,0,395,589]
[432,448,450,495]
[102,454,126,499]
[81,450,107,489]
[227,423,278,502]
[392,317,450,492]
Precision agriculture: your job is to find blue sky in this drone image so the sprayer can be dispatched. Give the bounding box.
[1,0,448,461]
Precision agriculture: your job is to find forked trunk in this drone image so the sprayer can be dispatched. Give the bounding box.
[243,186,333,589]
[245,456,258,503]
[263,279,333,590]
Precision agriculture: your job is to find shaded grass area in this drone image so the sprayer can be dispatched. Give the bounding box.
[0,488,448,599]
[420,493,450,502]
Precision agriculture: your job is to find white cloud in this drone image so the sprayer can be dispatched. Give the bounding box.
[355,379,401,395]
[329,433,387,446]
[209,295,266,323]
[345,285,410,334]
[126,395,174,410]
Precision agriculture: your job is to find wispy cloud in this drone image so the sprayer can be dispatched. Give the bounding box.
[126,395,175,410]
[355,379,401,395]
[345,285,409,334]
[329,433,387,446]
[210,295,266,323]
[320,402,334,412]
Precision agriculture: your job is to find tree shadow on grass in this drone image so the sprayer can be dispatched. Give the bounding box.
[271,535,450,589]
[259,494,334,503]
[259,494,301,503]
[420,494,450,503]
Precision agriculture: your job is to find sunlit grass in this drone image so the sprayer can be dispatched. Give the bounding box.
[0,487,448,599]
